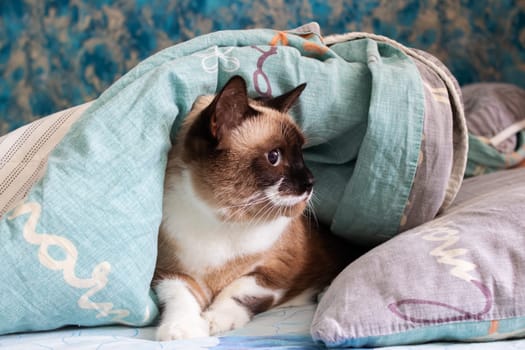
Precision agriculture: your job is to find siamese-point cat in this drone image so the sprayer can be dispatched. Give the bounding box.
[154,76,357,341]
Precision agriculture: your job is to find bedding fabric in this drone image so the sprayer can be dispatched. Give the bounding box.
[0,23,465,334]
[0,305,320,349]
[2,304,525,349]
[462,83,525,177]
[312,168,525,347]
[0,96,162,333]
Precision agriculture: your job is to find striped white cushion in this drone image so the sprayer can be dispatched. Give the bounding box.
[0,102,93,218]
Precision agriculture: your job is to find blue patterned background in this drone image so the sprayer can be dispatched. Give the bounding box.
[1,0,524,133]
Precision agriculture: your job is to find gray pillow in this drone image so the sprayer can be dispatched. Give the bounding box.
[312,168,525,347]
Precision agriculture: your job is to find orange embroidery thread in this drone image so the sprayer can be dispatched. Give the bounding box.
[489,320,499,335]
[269,32,289,46]
[303,41,329,55]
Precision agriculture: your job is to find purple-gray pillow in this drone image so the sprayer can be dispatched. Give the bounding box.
[312,168,525,347]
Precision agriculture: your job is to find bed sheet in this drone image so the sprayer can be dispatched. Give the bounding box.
[2,304,525,349]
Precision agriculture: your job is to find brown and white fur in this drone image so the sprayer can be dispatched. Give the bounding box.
[154,76,357,341]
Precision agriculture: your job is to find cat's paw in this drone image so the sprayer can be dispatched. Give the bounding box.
[156,316,210,341]
[202,302,251,335]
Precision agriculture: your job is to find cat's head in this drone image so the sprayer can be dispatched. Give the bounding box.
[179,76,313,223]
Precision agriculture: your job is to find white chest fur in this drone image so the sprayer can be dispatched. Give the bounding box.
[162,170,290,274]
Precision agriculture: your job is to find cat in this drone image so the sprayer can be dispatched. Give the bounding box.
[153,76,359,341]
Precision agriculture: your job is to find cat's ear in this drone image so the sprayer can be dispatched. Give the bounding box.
[209,76,258,140]
[263,83,307,113]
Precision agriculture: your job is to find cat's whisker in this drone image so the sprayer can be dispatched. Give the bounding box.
[252,191,286,226]
[218,196,268,211]
[214,192,277,221]
[242,197,269,226]
[306,190,319,207]
[232,192,283,225]
[252,199,278,226]
[297,190,317,230]
[311,192,321,219]
[304,203,319,229]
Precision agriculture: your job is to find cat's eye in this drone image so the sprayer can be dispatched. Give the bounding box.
[267,149,281,166]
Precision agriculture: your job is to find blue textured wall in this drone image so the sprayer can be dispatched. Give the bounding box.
[1,0,524,133]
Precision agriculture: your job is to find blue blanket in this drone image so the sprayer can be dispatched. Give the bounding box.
[0,25,466,334]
